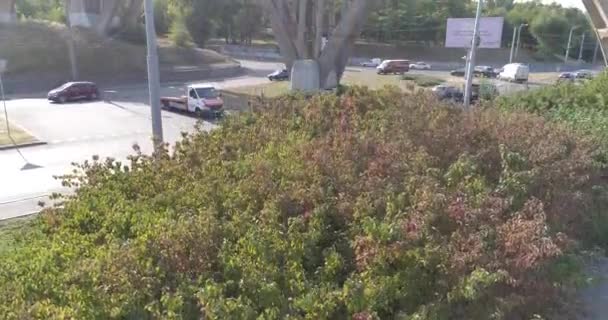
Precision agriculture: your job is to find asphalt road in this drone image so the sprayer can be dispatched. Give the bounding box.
[0,60,540,220]
[0,60,284,220]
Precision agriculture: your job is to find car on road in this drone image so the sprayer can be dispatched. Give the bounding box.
[432,85,463,102]
[377,59,410,75]
[497,63,529,83]
[474,66,497,78]
[574,69,594,79]
[47,82,100,103]
[160,83,224,118]
[432,84,480,104]
[558,72,576,83]
[409,61,431,70]
[450,68,466,77]
[361,58,382,67]
[268,69,290,81]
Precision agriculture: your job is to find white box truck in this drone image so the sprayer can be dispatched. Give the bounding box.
[498,63,530,83]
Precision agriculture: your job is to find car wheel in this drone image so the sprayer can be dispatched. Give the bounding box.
[58,96,67,104]
[90,93,98,100]
[195,107,204,118]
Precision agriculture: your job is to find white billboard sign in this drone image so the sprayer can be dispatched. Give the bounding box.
[445,17,505,49]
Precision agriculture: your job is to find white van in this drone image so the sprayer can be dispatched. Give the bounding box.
[498,63,529,83]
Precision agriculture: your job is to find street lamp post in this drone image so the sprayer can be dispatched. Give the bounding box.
[578,32,586,62]
[464,0,483,109]
[509,26,517,63]
[565,26,579,63]
[514,23,528,60]
[143,0,164,148]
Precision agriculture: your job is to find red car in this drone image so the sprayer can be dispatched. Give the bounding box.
[47,82,100,103]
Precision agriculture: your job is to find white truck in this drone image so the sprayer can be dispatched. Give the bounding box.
[160,83,224,118]
[498,63,530,83]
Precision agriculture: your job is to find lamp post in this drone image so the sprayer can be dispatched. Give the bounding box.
[464,0,483,109]
[578,32,586,62]
[509,26,517,63]
[144,0,164,147]
[514,23,528,60]
[565,26,579,63]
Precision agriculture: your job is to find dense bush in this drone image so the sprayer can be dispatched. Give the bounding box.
[496,72,608,164]
[400,74,444,87]
[0,88,603,319]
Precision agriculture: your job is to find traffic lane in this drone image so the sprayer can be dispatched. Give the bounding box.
[0,123,215,220]
[4,98,214,145]
[101,75,271,104]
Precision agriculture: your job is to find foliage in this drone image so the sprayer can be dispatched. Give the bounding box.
[168,7,193,47]
[401,74,443,87]
[496,72,608,164]
[0,88,603,319]
[363,0,590,58]
[154,0,171,35]
[15,0,66,23]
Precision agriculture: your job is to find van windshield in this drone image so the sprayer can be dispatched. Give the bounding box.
[195,87,219,99]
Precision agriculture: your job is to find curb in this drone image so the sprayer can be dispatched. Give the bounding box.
[0,141,47,151]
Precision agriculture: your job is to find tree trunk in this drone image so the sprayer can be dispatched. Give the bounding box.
[123,0,143,30]
[95,0,120,35]
[296,0,309,58]
[264,0,376,89]
[313,0,326,57]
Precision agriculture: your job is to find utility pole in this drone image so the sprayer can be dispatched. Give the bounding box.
[144,0,163,147]
[464,0,483,110]
[0,60,10,139]
[565,26,578,63]
[593,37,601,65]
[578,32,586,62]
[509,26,517,63]
[514,23,528,60]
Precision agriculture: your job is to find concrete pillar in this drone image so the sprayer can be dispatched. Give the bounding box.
[0,0,17,24]
[69,0,101,28]
[583,0,608,66]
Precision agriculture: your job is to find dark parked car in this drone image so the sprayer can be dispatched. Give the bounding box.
[574,69,594,79]
[474,65,497,78]
[558,72,576,83]
[48,82,100,103]
[450,68,466,77]
[268,69,290,81]
[451,66,497,78]
[432,84,479,104]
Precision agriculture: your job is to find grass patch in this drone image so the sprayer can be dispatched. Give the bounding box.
[0,116,38,147]
[0,215,37,255]
[401,74,444,87]
[223,81,290,98]
[221,70,446,111]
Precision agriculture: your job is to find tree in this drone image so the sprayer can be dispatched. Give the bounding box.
[262,0,379,89]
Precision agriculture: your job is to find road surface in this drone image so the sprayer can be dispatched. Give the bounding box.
[0,60,543,219]
[0,60,284,220]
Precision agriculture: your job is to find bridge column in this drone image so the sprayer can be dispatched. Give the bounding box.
[0,0,17,24]
[68,0,101,28]
[583,0,608,65]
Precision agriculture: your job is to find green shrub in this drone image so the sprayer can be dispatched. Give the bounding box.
[401,74,444,87]
[154,0,170,35]
[496,71,608,165]
[168,15,192,48]
[0,88,602,319]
